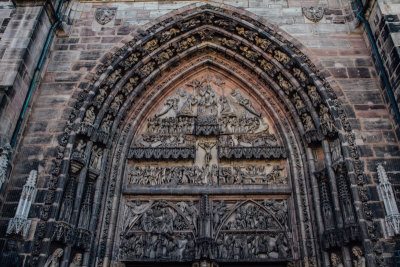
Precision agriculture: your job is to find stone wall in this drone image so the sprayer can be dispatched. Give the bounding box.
[0,0,399,266]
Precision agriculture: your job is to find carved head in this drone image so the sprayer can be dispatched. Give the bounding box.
[73,253,82,264]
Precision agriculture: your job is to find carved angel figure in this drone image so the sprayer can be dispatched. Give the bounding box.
[301,113,315,132]
[44,248,64,267]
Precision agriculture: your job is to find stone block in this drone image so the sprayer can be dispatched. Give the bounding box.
[362,118,393,130]
[52,51,80,61]
[54,72,83,82]
[79,50,103,61]
[373,145,400,157]
[24,134,53,145]
[31,108,58,121]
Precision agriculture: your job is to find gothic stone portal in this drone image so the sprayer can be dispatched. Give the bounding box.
[117,71,295,265]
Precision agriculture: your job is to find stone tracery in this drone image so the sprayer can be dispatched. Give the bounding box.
[32,3,374,267]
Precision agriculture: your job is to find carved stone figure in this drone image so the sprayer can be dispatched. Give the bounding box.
[83,106,95,125]
[274,50,290,65]
[220,38,239,50]
[198,84,218,116]
[90,145,103,170]
[107,68,121,84]
[94,86,107,108]
[331,252,344,267]
[69,253,82,267]
[301,113,315,132]
[255,36,271,51]
[292,93,306,114]
[100,114,113,133]
[138,62,155,78]
[276,74,292,94]
[160,28,180,43]
[155,96,179,118]
[75,139,86,154]
[199,142,216,166]
[259,59,277,76]
[352,246,366,267]
[143,39,159,54]
[110,94,124,115]
[44,248,64,267]
[307,85,321,106]
[319,104,336,135]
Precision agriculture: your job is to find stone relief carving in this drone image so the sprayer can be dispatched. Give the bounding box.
[127,164,286,186]
[212,199,290,260]
[119,200,197,261]
[302,6,325,23]
[119,198,290,262]
[95,7,117,25]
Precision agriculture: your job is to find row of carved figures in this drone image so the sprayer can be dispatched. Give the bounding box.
[127,165,285,186]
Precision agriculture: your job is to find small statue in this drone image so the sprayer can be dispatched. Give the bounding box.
[44,248,64,267]
[352,246,366,267]
[75,139,86,154]
[331,252,344,267]
[100,114,113,133]
[110,94,124,115]
[90,145,103,170]
[69,253,82,267]
[198,142,216,166]
[83,106,96,125]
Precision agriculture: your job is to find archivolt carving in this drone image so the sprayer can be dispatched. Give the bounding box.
[35,3,371,267]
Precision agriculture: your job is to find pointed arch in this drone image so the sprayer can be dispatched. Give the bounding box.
[33,3,375,267]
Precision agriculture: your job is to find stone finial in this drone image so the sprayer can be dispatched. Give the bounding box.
[6,170,38,238]
[377,164,400,236]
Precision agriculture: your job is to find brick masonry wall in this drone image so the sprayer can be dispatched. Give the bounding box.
[0,3,52,147]
[0,0,399,264]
